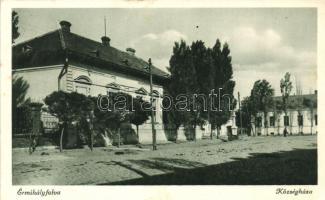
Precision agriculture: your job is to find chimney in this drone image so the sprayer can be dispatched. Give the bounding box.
[315,90,317,95]
[59,20,71,32]
[126,47,136,56]
[101,36,111,46]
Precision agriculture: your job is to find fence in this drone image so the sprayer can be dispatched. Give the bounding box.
[12,104,60,148]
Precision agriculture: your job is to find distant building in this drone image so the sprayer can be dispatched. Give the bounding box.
[252,92,317,136]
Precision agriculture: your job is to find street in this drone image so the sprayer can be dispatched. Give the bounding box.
[12,135,317,185]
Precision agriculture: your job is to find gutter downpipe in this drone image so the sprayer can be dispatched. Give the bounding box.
[58,27,68,91]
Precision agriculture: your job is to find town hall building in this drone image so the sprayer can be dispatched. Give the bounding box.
[12,20,171,144]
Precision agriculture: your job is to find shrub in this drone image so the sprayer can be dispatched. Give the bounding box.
[44,91,95,149]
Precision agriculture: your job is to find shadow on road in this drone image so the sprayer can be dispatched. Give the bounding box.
[98,148,317,185]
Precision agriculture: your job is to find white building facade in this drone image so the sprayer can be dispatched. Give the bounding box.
[252,94,317,136]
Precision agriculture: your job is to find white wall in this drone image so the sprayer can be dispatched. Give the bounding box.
[255,109,317,135]
[66,65,167,143]
[66,65,164,125]
[14,64,168,143]
[13,65,63,103]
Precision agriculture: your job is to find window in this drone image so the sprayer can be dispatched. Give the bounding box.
[22,45,33,53]
[269,116,275,127]
[107,89,119,98]
[298,115,303,126]
[315,114,318,126]
[74,76,92,96]
[284,116,290,126]
[76,85,89,95]
[106,82,121,97]
[256,117,262,127]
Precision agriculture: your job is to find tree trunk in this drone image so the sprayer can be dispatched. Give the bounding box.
[216,126,220,139]
[193,124,197,142]
[29,131,33,155]
[264,111,268,136]
[283,97,288,137]
[136,125,139,143]
[90,129,94,151]
[210,125,213,140]
[284,111,288,137]
[60,125,65,152]
[117,128,121,148]
[175,125,178,143]
[277,118,280,136]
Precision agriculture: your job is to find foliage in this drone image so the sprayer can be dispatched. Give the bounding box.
[44,91,94,123]
[166,39,236,139]
[303,97,317,109]
[12,75,31,109]
[209,41,236,132]
[280,72,293,114]
[303,97,317,134]
[91,92,150,144]
[12,10,20,43]
[45,90,151,146]
[168,40,198,137]
[130,97,150,136]
[44,91,95,147]
[12,76,31,135]
[236,97,254,129]
[250,79,274,131]
[250,80,274,114]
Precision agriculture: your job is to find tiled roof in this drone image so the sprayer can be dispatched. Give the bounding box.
[12,29,170,82]
[271,93,317,109]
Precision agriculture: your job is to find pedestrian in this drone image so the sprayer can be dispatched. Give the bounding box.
[284,127,288,137]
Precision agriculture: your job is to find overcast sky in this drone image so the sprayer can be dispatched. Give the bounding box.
[15,8,317,98]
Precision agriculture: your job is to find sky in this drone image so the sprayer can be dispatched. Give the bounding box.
[14,8,317,98]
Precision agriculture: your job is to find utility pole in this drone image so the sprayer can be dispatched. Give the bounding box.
[238,92,243,135]
[147,58,157,150]
[104,16,107,37]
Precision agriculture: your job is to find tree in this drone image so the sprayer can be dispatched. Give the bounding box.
[12,75,30,109]
[236,96,255,135]
[166,39,236,140]
[280,72,293,136]
[190,40,211,140]
[130,97,150,140]
[250,80,274,136]
[92,92,138,146]
[168,40,198,141]
[12,76,31,133]
[92,96,123,146]
[44,91,94,151]
[272,100,283,135]
[303,97,317,135]
[12,10,20,43]
[209,41,236,138]
[162,91,182,141]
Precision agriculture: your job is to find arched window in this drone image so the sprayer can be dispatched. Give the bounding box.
[74,75,92,95]
[74,76,92,85]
